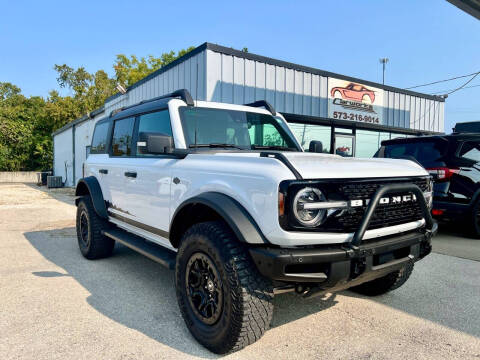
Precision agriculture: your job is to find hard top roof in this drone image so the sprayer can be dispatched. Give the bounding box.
[382,132,480,146]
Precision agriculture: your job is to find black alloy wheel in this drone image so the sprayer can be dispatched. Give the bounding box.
[185,252,223,325]
[79,210,90,247]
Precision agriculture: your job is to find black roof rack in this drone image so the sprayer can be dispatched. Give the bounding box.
[244,100,276,116]
[110,89,194,117]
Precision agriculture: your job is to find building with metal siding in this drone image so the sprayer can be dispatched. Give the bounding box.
[53,42,445,186]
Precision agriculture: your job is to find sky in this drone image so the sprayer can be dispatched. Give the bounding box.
[0,0,478,132]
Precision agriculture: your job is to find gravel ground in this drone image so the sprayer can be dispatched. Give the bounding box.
[0,183,479,360]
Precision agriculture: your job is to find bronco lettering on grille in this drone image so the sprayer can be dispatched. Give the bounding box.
[350,194,417,207]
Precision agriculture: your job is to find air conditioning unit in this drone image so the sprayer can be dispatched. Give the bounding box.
[47,176,63,188]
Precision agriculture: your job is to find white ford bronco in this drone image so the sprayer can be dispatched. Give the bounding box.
[75,89,436,353]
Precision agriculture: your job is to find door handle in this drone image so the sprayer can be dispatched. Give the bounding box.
[124,171,137,178]
[99,169,108,174]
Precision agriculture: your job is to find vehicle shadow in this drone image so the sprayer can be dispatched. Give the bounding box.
[25,227,338,358]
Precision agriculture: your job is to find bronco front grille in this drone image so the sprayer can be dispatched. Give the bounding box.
[280,177,430,233]
[336,178,428,232]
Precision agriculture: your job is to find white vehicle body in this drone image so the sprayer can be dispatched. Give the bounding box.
[75,89,437,354]
[83,97,430,249]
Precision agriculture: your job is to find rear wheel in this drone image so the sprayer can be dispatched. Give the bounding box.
[350,262,414,296]
[76,196,115,259]
[175,221,273,354]
[468,200,480,239]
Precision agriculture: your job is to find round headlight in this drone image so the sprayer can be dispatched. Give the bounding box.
[293,187,326,227]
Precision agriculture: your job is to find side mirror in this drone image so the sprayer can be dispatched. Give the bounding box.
[309,140,324,153]
[138,132,173,154]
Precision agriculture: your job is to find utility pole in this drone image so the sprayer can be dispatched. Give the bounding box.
[379,58,389,85]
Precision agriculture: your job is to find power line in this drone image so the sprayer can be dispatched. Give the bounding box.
[445,72,480,95]
[405,71,480,89]
[431,83,480,95]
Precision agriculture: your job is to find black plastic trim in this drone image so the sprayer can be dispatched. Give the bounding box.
[245,100,276,115]
[75,176,108,219]
[102,228,176,269]
[109,212,170,239]
[260,152,302,180]
[249,229,433,283]
[110,89,194,118]
[171,192,268,245]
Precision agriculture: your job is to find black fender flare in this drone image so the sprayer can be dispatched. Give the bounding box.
[170,192,268,245]
[75,176,108,219]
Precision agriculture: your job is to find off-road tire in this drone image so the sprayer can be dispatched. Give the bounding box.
[350,262,414,296]
[76,196,115,259]
[175,221,274,354]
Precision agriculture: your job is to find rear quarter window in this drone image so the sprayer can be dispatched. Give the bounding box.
[383,141,445,167]
[90,122,109,154]
[460,141,480,162]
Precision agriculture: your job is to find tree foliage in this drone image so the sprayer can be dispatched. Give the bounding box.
[0,46,194,171]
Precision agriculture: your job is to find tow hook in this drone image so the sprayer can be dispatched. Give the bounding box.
[350,258,366,279]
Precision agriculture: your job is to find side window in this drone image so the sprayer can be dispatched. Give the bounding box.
[460,141,480,162]
[90,122,109,154]
[248,123,285,147]
[136,110,173,156]
[111,117,135,156]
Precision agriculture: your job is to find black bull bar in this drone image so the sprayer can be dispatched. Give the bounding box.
[249,183,437,294]
[349,183,435,248]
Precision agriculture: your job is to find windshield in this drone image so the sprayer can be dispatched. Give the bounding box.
[179,106,300,151]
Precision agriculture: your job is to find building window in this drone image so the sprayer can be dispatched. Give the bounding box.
[288,123,331,153]
[356,130,390,158]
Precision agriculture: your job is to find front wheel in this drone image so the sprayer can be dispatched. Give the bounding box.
[349,262,414,296]
[175,221,273,354]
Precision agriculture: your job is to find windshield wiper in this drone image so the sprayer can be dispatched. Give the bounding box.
[251,145,296,151]
[189,143,246,150]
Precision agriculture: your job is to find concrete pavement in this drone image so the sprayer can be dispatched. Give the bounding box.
[0,183,479,359]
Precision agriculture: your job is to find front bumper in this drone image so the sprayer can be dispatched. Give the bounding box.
[249,224,436,285]
[249,182,437,295]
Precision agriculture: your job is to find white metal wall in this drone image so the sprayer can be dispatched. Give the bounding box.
[205,49,443,132]
[53,45,446,187]
[104,50,207,115]
[53,128,73,187]
[205,50,329,118]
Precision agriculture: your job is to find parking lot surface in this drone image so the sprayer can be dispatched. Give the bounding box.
[0,183,479,360]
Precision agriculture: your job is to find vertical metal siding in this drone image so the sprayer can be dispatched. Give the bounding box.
[204,49,443,132]
[53,128,73,186]
[103,50,207,115]
[275,66,285,111]
[233,56,244,104]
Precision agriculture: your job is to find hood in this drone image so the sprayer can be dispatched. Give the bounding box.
[281,152,427,179]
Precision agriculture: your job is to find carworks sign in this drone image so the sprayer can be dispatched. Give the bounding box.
[328,78,384,125]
